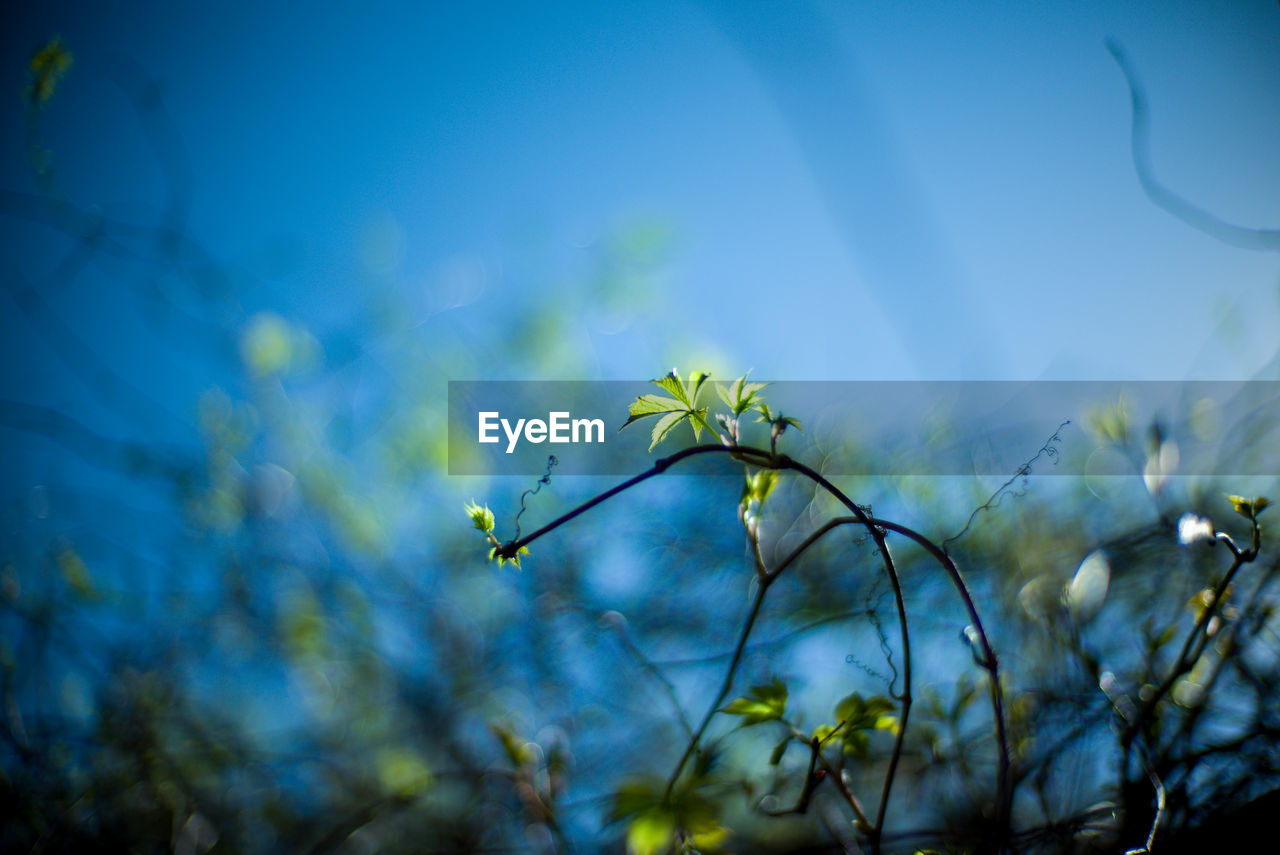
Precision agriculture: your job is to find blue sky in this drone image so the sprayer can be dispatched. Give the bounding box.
[2,0,1278,433]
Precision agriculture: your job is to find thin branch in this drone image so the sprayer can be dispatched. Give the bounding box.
[663,575,771,799]
[942,419,1069,552]
[604,615,695,741]
[493,443,914,851]
[1106,38,1280,251]
[786,514,1013,844]
[1121,522,1258,749]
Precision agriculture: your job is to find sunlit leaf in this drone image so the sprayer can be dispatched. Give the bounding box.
[717,375,767,416]
[621,371,715,450]
[688,371,709,404]
[464,500,495,534]
[610,778,664,822]
[742,469,777,505]
[375,746,432,798]
[719,676,787,725]
[1226,494,1271,520]
[835,692,895,729]
[623,394,685,424]
[649,410,688,450]
[874,714,899,734]
[688,821,730,850]
[1226,494,1253,517]
[843,730,870,758]
[611,778,694,855]
[626,810,675,855]
[655,371,690,407]
[490,545,530,569]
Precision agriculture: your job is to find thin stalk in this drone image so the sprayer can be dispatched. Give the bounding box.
[664,576,771,799]
[492,444,913,850]
[773,514,1012,846]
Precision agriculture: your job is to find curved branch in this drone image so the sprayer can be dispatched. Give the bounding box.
[663,576,771,800]
[1106,38,1280,251]
[770,513,1013,842]
[495,444,914,850]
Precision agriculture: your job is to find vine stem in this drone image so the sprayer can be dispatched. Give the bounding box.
[780,516,1013,845]
[1119,515,1260,792]
[494,444,917,852]
[662,574,771,801]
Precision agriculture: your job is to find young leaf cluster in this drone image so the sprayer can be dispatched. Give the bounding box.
[610,776,727,855]
[621,369,801,453]
[717,676,788,726]
[622,369,715,451]
[463,499,530,568]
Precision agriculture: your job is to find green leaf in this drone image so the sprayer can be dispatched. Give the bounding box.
[655,371,691,407]
[719,676,787,725]
[626,809,676,855]
[843,729,870,759]
[1225,494,1270,520]
[744,469,778,504]
[715,381,735,410]
[1225,494,1271,520]
[769,737,790,766]
[649,410,688,451]
[1226,494,1254,518]
[687,822,730,851]
[874,714,899,734]
[610,776,719,855]
[620,370,715,450]
[688,407,712,443]
[756,404,802,441]
[834,693,897,756]
[375,746,432,798]
[610,778,664,822]
[489,545,530,568]
[835,693,896,730]
[464,500,495,534]
[623,394,686,425]
[650,369,709,409]
[717,375,768,416]
[718,697,778,721]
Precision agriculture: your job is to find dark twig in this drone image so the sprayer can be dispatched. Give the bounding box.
[943,419,1069,553]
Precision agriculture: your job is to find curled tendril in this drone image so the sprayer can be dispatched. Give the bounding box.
[846,584,897,692]
[943,420,1070,553]
[513,455,558,540]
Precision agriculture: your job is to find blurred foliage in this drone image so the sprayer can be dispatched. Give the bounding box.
[2,37,1279,855]
[27,38,73,104]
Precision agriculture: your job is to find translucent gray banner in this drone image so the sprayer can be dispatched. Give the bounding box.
[447,381,1279,477]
